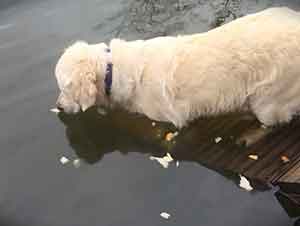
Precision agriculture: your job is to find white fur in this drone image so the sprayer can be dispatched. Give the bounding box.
[55,7,300,128]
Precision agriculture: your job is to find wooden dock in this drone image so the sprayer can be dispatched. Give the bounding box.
[172,115,300,218]
[58,108,300,218]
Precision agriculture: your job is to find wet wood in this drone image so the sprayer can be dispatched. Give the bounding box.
[275,190,300,218]
[278,161,300,184]
[173,116,300,186]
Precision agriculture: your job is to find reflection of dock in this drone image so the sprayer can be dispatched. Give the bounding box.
[58,109,300,218]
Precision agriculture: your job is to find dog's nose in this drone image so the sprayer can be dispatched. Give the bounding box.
[56,102,64,111]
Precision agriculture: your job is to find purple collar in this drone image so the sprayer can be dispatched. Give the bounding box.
[104,48,113,96]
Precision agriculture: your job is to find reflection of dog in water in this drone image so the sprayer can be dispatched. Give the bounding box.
[58,108,245,163]
[58,108,171,164]
[56,8,300,130]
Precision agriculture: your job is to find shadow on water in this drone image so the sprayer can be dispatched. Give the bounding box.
[57,107,270,190]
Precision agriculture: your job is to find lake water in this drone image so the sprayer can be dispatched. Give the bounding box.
[0,0,297,225]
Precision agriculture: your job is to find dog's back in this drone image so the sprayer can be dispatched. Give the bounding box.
[110,7,300,127]
[165,7,300,125]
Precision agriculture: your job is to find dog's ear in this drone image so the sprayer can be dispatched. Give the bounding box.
[79,71,97,112]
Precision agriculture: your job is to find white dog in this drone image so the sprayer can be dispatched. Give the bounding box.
[55,7,300,129]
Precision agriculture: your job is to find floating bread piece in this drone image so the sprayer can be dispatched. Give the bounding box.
[73,159,81,168]
[150,156,169,168]
[160,212,171,219]
[248,154,258,160]
[97,107,107,115]
[165,131,179,141]
[261,124,267,129]
[165,132,174,141]
[150,153,174,168]
[164,153,173,162]
[215,137,222,143]
[281,156,290,163]
[239,175,253,191]
[60,156,69,165]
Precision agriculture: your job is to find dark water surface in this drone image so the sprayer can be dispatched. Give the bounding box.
[0,0,298,225]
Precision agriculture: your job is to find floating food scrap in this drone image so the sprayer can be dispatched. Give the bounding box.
[150,153,174,168]
[165,131,179,141]
[156,132,162,138]
[152,122,156,127]
[261,124,267,129]
[215,137,222,143]
[160,212,171,219]
[60,156,69,165]
[164,153,173,162]
[239,175,253,191]
[97,107,107,115]
[50,108,60,113]
[281,156,290,163]
[73,159,81,168]
[176,161,179,167]
[150,156,168,168]
[248,154,258,160]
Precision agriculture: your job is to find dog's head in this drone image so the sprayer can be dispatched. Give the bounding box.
[55,41,110,113]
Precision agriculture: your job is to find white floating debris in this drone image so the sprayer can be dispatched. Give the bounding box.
[97,107,107,115]
[261,124,267,129]
[239,175,253,191]
[152,122,156,127]
[60,156,69,165]
[73,159,81,168]
[150,156,169,168]
[160,212,171,219]
[164,153,173,162]
[150,152,174,168]
[50,108,60,113]
[215,137,222,143]
[176,161,179,167]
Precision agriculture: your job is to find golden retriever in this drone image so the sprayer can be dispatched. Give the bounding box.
[55,7,300,129]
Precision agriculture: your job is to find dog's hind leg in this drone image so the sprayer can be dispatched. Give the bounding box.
[235,105,277,147]
[236,126,272,147]
[236,93,284,146]
[236,93,296,146]
[250,86,297,127]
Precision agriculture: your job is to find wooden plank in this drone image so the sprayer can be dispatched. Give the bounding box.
[188,118,300,184]
[278,161,300,184]
[275,190,300,218]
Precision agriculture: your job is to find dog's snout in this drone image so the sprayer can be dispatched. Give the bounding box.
[56,101,64,111]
